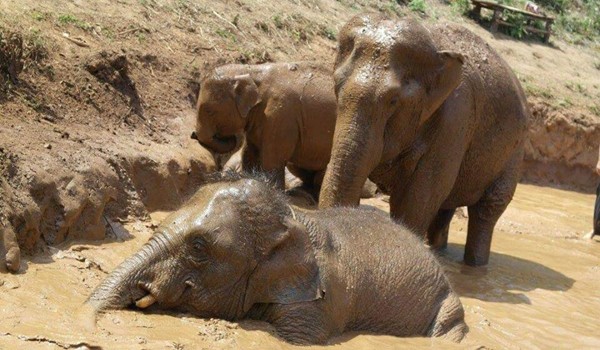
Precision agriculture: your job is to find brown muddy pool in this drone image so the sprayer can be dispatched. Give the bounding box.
[0,184,598,349]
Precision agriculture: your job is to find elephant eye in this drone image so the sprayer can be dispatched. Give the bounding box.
[193,237,207,251]
[200,104,216,117]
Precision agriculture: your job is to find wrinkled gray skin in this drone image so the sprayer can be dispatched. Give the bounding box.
[87,174,466,344]
[320,14,529,266]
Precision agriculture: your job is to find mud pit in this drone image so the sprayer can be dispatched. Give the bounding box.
[0,184,598,349]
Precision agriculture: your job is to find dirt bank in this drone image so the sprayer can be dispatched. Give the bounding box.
[523,99,600,191]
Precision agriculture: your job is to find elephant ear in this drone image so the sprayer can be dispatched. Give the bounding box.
[419,50,465,125]
[233,74,260,118]
[243,217,323,313]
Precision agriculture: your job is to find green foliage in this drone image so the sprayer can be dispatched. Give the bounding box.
[57,14,91,30]
[451,0,471,15]
[215,28,236,42]
[319,26,336,40]
[31,11,50,21]
[504,12,528,39]
[270,13,317,43]
[534,0,569,13]
[408,0,427,14]
[556,5,600,42]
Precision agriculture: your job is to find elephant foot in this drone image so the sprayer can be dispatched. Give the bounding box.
[5,247,21,273]
[463,251,489,267]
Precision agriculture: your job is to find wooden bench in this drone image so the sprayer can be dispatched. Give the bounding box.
[471,0,555,42]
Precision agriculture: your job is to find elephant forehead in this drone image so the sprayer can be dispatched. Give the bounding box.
[159,185,246,233]
[358,20,406,47]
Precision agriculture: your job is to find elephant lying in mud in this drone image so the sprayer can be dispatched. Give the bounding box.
[192,62,337,190]
[87,173,467,344]
[319,14,529,266]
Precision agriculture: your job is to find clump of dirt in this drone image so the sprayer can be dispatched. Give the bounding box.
[523,99,600,191]
[0,29,24,85]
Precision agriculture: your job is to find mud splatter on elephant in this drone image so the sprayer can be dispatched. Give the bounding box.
[88,173,467,344]
[320,15,529,266]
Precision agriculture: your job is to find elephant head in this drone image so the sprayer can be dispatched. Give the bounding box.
[87,173,321,320]
[193,68,261,154]
[319,14,464,208]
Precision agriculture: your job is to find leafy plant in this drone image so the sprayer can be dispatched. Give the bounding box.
[504,12,527,39]
[451,0,471,15]
[408,0,427,14]
[57,14,91,30]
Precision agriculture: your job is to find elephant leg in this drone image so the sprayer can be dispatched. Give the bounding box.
[287,164,316,188]
[427,208,455,250]
[266,303,332,345]
[242,142,286,189]
[464,150,522,266]
[241,142,261,172]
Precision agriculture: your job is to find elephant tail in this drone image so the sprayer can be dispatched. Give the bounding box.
[428,290,468,342]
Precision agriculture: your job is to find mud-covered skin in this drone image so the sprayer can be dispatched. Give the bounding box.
[195,62,337,189]
[87,173,466,344]
[319,14,529,266]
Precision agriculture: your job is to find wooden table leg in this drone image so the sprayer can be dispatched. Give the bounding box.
[473,4,482,20]
[544,21,552,42]
[490,9,501,32]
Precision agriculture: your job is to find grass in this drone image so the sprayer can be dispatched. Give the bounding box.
[524,82,555,99]
[215,28,237,43]
[408,0,427,14]
[271,13,318,43]
[565,81,589,96]
[57,14,91,31]
[319,26,337,40]
[31,11,50,21]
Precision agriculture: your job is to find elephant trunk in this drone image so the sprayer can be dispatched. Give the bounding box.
[194,121,237,154]
[87,242,158,312]
[319,99,384,208]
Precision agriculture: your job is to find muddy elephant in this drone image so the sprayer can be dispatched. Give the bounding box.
[193,62,337,190]
[319,15,529,266]
[87,173,467,344]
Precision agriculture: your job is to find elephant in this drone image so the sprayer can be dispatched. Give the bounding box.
[87,172,467,344]
[192,62,337,190]
[319,14,529,266]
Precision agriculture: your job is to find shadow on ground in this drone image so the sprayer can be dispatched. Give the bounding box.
[439,242,574,305]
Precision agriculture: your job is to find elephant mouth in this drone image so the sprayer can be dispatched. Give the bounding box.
[135,294,157,308]
[133,280,195,310]
[192,131,238,154]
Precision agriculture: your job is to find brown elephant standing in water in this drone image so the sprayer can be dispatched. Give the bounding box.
[87,173,467,344]
[319,14,529,266]
[193,62,336,190]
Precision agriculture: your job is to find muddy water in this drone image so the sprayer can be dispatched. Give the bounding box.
[0,184,598,349]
